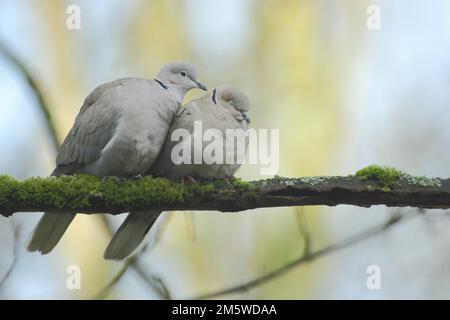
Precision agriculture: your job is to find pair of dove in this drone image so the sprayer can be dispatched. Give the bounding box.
[27,62,250,260]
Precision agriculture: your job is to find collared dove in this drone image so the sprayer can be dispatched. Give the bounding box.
[104,85,250,260]
[27,62,207,254]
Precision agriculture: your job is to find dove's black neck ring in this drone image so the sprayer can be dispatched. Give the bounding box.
[212,89,217,104]
[154,78,168,90]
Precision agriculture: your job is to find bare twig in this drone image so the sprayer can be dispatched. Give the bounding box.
[190,210,414,300]
[93,218,171,300]
[294,208,311,256]
[0,40,60,152]
[93,259,131,300]
[130,261,171,300]
[93,243,171,299]
[0,220,20,294]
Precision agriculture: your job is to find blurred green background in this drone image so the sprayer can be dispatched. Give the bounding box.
[0,0,450,299]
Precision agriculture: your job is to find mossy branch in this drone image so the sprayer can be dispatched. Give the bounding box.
[0,166,449,216]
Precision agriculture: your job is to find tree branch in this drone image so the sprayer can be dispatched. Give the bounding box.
[190,210,414,300]
[93,242,171,300]
[94,219,171,300]
[0,40,60,152]
[0,166,449,216]
[0,220,20,295]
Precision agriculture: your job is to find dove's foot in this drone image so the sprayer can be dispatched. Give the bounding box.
[222,176,237,184]
[181,176,197,184]
[220,176,231,184]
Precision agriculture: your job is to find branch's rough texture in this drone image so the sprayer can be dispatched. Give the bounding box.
[0,166,449,216]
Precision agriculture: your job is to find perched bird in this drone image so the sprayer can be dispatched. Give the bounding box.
[104,85,250,260]
[28,62,207,254]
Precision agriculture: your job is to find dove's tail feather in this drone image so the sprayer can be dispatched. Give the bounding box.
[104,211,160,260]
[27,212,76,254]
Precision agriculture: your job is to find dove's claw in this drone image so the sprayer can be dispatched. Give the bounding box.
[181,176,197,184]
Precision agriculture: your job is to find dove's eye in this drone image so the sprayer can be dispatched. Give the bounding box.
[180,71,187,77]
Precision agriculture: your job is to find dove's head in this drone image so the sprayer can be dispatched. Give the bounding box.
[156,62,207,97]
[213,85,250,124]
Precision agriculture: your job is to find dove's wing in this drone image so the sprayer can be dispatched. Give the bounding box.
[28,80,127,254]
[52,80,124,176]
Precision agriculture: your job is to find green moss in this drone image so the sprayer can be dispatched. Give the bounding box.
[0,175,19,207]
[230,178,255,191]
[356,165,402,184]
[0,174,237,212]
[197,182,215,193]
[355,165,403,191]
[273,175,284,182]
[0,175,98,209]
[355,165,441,191]
[193,178,257,204]
[0,174,214,211]
[17,175,101,209]
[97,176,194,208]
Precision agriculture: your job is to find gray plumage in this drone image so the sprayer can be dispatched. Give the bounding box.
[28,62,206,254]
[104,85,250,260]
[152,84,250,180]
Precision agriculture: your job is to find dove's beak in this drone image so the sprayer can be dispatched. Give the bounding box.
[194,81,207,91]
[242,113,250,124]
